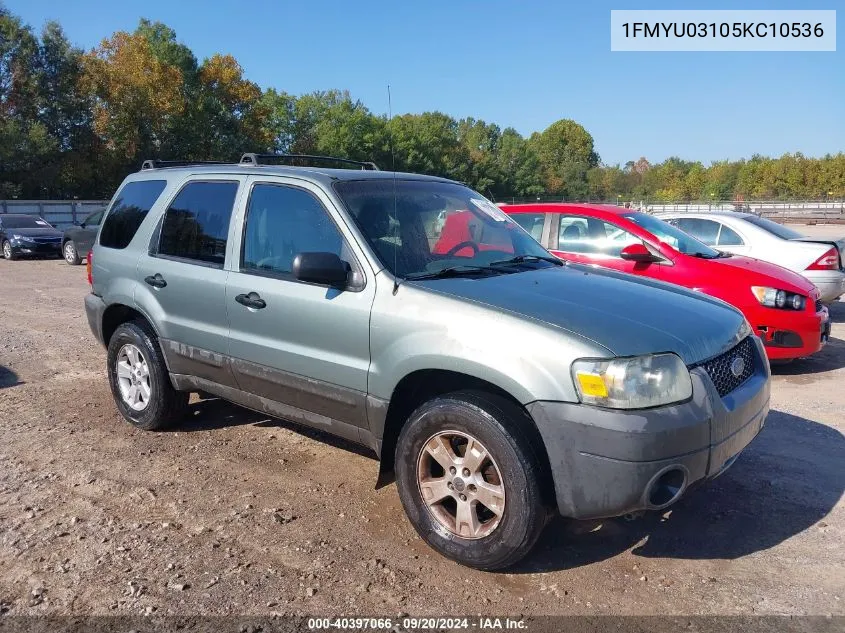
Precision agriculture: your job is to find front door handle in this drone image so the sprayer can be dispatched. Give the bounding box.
[235,291,266,310]
[144,273,167,289]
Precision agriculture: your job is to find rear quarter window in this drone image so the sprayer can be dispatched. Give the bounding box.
[100,180,167,249]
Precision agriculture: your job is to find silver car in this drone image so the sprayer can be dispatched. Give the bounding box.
[84,154,770,569]
[658,211,845,303]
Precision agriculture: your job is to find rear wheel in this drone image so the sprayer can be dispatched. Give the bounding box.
[63,240,82,265]
[394,391,548,570]
[106,321,188,430]
[3,240,16,260]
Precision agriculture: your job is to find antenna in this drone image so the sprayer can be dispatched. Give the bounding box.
[388,84,400,295]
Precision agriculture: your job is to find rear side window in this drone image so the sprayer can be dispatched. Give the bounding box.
[100,180,167,249]
[558,215,640,256]
[84,209,104,226]
[675,218,720,245]
[718,224,744,246]
[157,181,238,267]
[743,215,804,240]
[510,213,545,241]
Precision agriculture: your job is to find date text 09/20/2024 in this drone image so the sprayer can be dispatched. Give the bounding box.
[307,617,527,630]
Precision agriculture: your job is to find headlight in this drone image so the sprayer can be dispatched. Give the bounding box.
[11,233,33,242]
[571,353,692,409]
[750,286,805,310]
[737,318,753,339]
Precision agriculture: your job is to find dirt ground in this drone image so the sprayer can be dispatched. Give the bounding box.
[1,226,843,620]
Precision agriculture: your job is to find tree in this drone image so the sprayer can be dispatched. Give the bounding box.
[81,31,185,168]
[0,9,62,197]
[530,119,599,198]
[388,112,469,182]
[300,91,387,163]
[195,53,271,158]
[456,117,501,195]
[261,88,297,154]
[37,21,95,196]
[495,128,543,199]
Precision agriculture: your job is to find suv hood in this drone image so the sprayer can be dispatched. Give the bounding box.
[412,265,747,366]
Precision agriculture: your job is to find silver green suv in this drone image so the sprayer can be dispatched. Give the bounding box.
[85,154,770,569]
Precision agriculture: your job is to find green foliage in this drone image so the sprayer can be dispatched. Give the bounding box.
[530,119,599,198]
[0,6,842,201]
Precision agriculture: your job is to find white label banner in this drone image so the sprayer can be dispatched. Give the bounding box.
[611,10,836,52]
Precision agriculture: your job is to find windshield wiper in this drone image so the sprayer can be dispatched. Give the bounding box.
[488,254,564,267]
[405,265,501,281]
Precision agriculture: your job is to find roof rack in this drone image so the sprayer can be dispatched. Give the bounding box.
[140,159,233,171]
[239,153,380,171]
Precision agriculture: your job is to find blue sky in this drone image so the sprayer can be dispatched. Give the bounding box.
[7,0,843,165]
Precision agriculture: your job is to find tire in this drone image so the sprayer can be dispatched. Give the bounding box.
[3,240,17,260]
[106,321,188,430]
[394,390,548,570]
[63,240,82,265]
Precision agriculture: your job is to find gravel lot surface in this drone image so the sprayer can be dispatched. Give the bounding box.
[1,227,843,620]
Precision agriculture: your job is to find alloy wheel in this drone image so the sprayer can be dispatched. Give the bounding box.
[115,344,152,411]
[416,430,506,539]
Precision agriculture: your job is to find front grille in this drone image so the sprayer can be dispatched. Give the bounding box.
[698,336,755,397]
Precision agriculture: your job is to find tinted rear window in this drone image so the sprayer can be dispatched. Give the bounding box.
[157,181,238,266]
[743,216,804,240]
[100,180,167,249]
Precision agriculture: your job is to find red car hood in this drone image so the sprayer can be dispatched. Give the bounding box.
[708,254,818,297]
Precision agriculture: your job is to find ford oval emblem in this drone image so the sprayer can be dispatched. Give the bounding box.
[730,356,745,378]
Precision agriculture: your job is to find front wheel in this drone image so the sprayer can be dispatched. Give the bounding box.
[106,321,188,430]
[3,240,16,260]
[394,391,548,570]
[63,240,82,265]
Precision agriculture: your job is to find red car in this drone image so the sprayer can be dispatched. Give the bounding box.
[496,203,830,362]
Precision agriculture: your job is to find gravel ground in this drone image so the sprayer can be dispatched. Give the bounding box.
[0,231,843,620]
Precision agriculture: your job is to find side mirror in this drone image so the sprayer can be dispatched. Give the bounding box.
[620,243,660,263]
[292,252,349,287]
[79,223,87,229]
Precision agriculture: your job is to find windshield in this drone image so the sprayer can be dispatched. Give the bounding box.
[622,212,721,258]
[334,179,555,278]
[743,215,804,240]
[1,216,54,229]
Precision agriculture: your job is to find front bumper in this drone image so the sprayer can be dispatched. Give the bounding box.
[527,336,770,520]
[9,241,62,256]
[752,303,829,361]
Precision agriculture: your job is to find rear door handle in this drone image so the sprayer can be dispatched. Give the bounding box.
[235,291,266,310]
[144,273,167,289]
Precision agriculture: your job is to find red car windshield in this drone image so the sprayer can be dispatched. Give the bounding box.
[334,179,554,278]
[623,212,721,259]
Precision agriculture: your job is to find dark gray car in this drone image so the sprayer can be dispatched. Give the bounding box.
[62,208,104,265]
[83,155,771,570]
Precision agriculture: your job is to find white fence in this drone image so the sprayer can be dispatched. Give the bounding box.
[0,200,110,229]
[641,201,845,219]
